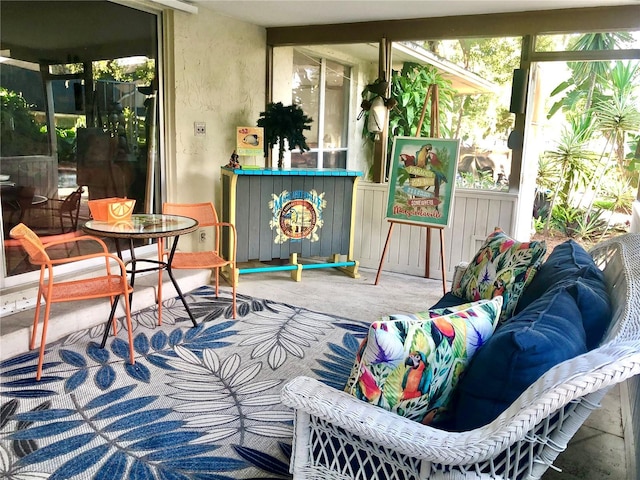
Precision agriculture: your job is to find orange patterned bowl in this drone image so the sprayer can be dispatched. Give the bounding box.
[88,198,136,223]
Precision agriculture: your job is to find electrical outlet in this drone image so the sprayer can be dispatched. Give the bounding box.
[199,231,206,243]
[194,122,206,136]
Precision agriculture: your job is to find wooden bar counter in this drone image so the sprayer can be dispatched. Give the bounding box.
[221,167,362,281]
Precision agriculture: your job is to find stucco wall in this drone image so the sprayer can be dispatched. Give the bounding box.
[169,9,266,206]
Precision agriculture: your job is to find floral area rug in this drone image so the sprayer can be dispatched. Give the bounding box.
[0,286,370,479]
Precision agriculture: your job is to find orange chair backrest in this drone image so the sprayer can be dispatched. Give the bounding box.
[163,202,219,227]
[9,223,50,265]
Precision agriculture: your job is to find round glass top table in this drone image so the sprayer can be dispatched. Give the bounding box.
[83,214,200,329]
[83,213,198,239]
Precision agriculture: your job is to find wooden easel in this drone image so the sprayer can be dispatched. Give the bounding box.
[374,84,448,295]
[374,219,447,294]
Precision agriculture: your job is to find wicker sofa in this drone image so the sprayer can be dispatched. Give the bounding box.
[282,233,640,480]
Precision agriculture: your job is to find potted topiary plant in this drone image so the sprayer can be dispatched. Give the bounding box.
[257,102,312,168]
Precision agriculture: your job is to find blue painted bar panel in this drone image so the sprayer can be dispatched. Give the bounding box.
[222,167,361,263]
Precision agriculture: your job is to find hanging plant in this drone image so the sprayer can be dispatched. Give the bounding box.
[257,102,313,168]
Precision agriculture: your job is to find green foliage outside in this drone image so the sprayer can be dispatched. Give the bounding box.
[388,62,455,141]
[358,62,455,179]
[2,58,155,168]
[361,35,639,240]
[51,59,156,85]
[55,126,78,164]
[441,37,521,143]
[457,170,505,190]
[539,33,640,241]
[361,38,522,184]
[0,88,48,157]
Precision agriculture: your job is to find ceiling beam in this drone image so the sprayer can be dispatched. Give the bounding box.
[267,5,640,46]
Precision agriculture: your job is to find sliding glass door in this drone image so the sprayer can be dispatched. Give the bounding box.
[0,1,161,279]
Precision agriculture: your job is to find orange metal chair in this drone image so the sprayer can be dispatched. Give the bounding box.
[9,223,135,381]
[160,202,237,320]
[4,230,84,276]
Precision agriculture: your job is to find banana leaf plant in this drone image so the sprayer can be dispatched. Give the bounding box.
[257,102,312,168]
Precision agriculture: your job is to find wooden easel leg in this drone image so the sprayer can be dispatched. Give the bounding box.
[425,227,431,278]
[375,221,395,285]
[439,228,447,295]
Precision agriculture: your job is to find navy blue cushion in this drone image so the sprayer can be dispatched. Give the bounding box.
[514,240,611,349]
[567,274,611,349]
[515,240,597,313]
[452,288,587,431]
[429,292,467,310]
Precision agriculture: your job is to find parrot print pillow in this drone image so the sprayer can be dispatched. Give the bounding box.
[452,229,546,322]
[344,297,503,425]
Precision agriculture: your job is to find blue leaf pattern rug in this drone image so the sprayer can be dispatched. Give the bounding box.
[0,286,370,479]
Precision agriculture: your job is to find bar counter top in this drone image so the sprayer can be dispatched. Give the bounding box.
[221,166,362,176]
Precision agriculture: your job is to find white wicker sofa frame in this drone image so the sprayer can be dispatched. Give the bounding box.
[281,233,640,480]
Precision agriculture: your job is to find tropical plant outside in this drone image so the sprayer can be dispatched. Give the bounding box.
[387,62,455,141]
[539,32,640,241]
[359,34,639,243]
[361,38,522,187]
[2,57,155,160]
[457,170,501,190]
[0,88,48,157]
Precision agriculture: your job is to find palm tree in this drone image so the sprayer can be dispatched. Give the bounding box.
[257,102,312,168]
[541,116,596,234]
[547,32,634,118]
[583,62,640,219]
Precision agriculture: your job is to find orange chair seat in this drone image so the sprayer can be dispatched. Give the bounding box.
[171,251,228,270]
[44,275,132,303]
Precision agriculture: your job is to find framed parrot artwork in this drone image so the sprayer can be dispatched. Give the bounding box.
[386,136,460,228]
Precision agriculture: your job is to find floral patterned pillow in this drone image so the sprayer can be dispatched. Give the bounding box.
[344,297,502,425]
[452,230,546,321]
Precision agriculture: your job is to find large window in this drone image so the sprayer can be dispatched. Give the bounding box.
[1,1,160,279]
[290,49,351,169]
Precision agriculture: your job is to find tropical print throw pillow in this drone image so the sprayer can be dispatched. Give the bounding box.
[344,297,502,425]
[452,229,546,321]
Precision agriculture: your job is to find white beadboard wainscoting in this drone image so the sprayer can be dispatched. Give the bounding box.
[353,182,519,280]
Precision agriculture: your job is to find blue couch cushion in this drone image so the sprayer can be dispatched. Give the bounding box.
[567,274,611,350]
[429,292,467,310]
[515,240,611,349]
[452,287,587,431]
[515,240,596,313]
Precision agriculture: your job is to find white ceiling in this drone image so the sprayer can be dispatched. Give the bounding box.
[193,0,639,28]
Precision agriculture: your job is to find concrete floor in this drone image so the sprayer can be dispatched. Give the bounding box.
[0,264,630,479]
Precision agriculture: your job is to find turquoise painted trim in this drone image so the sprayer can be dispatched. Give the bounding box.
[221,166,362,177]
[239,260,356,275]
[300,261,355,270]
[240,265,298,274]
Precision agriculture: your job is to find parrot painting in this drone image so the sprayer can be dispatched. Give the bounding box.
[415,143,448,199]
